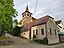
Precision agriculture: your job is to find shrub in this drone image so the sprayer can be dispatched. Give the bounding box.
[33,35,36,39]
[34,37,48,44]
[12,26,21,36]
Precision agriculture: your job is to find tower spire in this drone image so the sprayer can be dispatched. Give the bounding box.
[25,4,29,12]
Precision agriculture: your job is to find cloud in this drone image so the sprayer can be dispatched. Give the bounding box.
[14,0,64,24]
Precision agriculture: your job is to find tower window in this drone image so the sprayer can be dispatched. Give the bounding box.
[27,14,29,16]
[23,15,24,17]
[24,33,25,35]
[24,14,26,16]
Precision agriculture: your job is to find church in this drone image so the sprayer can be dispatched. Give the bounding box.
[19,5,59,44]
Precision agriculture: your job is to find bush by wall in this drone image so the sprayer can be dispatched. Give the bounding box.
[34,37,48,45]
[12,26,21,36]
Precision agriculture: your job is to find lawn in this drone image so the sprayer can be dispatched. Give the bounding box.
[0,36,14,46]
[0,36,11,40]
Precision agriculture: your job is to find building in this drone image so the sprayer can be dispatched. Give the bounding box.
[20,5,37,25]
[55,20,64,42]
[20,5,59,44]
[58,32,64,42]
[55,20,64,32]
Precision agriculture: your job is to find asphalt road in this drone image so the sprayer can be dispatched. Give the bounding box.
[0,33,64,48]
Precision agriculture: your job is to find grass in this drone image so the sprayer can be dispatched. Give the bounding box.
[0,36,11,40]
[0,36,14,46]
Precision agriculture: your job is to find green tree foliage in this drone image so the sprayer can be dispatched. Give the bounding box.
[0,0,18,35]
[13,26,21,36]
[13,19,18,27]
[13,26,24,36]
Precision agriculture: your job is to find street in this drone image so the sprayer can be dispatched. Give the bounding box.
[0,33,64,48]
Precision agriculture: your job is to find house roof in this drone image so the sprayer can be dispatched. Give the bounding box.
[32,17,37,21]
[55,20,62,25]
[58,25,62,28]
[23,15,54,31]
[58,32,64,34]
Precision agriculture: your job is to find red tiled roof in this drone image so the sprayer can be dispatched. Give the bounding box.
[23,15,54,31]
[32,17,37,21]
[55,20,61,25]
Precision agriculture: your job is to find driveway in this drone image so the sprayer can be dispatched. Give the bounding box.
[0,33,64,48]
[5,33,30,45]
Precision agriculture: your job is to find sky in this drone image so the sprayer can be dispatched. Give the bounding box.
[13,0,64,24]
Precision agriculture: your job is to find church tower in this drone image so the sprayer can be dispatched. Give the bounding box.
[21,5,33,25]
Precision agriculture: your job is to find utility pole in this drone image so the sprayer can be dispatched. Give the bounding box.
[57,16,59,20]
[33,0,38,14]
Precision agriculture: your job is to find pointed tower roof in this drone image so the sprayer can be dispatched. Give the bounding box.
[22,4,32,15]
[25,4,29,12]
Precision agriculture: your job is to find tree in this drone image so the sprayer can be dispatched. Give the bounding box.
[12,25,24,36]
[13,26,21,36]
[0,0,18,36]
[13,19,18,27]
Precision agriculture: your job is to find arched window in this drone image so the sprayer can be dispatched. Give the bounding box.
[50,28,52,35]
[27,13,29,16]
[41,29,44,35]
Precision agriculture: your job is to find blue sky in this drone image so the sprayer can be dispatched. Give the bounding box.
[14,0,64,24]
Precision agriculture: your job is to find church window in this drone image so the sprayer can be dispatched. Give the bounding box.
[54,30,57,35]
[36,29,38,35]
[33,30,35,35]
[41,29,44,35]
[24,33,25,35]
[23,15,24,17]
[50,28,52,35]
[30,15,31,17]
[27,13,29,16]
